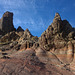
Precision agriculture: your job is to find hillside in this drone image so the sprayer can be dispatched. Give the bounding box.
[0,11,75,75]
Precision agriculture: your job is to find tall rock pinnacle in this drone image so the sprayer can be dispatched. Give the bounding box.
[55,13,61,19]
[0,11,15,34]
[51,13,62,34]
[53,13,61,23]
[39,12,75,51]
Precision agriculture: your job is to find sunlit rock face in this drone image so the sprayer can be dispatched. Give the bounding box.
[39,13,75,64]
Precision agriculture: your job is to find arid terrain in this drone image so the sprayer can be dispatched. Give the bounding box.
[0,11,75,75]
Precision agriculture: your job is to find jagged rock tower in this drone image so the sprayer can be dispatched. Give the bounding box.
[0,11,15,34]
[39,13,75,64]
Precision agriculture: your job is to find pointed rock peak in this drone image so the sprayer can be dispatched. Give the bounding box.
[23,28,33,38]
[24,28,33,35]
[17,26,24,32]
[53,13,61,22]
[55,13,60,18]
[25,28,30,32]
[24,28,32,34]
[18,26,21,28]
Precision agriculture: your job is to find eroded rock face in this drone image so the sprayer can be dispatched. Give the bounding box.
[17,29,39,50]
[39,13,75,64]
[20,40,34,50]
[19,28,33,41]
[0,12,75,75]
[0,50,73,75]
[0,31,20,42]
[0,11,16,34]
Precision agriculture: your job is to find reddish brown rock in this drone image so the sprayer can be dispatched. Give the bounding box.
[0,12,75,75]
[0,50,72,75]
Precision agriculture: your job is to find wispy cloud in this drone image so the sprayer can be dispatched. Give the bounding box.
[0,0,36,11]
[14,17,45,31]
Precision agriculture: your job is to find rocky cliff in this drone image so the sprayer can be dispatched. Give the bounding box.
[0,12,75,75]
[0,11,16,35]
[39,13,75,64]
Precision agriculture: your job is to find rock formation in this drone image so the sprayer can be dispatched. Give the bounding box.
[0,12,75,75]
[17,26,24,32]
[39,13,75,64]
[18,29,39,50]
[0,31,20,42]
[19,28,33,41]
[0,11,16,34]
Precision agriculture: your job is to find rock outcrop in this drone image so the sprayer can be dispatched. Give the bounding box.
[0,50,73,75]
[39,13,75,64]
[19,29,39,50]
[0,31,20,42]
[17,26,24,32]
[0,12,75,75]
[0,11,16,34]
[19,28,33,41]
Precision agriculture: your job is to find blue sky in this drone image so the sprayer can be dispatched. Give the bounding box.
[0,0,75,37]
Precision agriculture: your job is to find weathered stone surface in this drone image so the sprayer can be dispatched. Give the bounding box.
[18,29,39,50]
[0,50,72,75]
[0,31,20,42]
[0,12,75,75]
[19,28,33,41]
[0,11,16,34]
[39,13,75,64]
[20,40,34,50]
[17,26,24,32]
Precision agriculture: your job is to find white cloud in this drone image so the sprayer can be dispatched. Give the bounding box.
[0,0,36,10]
[23,17,44,30]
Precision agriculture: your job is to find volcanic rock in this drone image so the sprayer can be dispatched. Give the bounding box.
[0,11,16,34]
[19,28,33,41]
[0,31,20,42]
[23,28,33,39]
[18,29,38,50]
[20,40,34,50]
[17,26,24,32]
[0,12,75,75]
[3,50,72,75]
[39,13,75,64]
